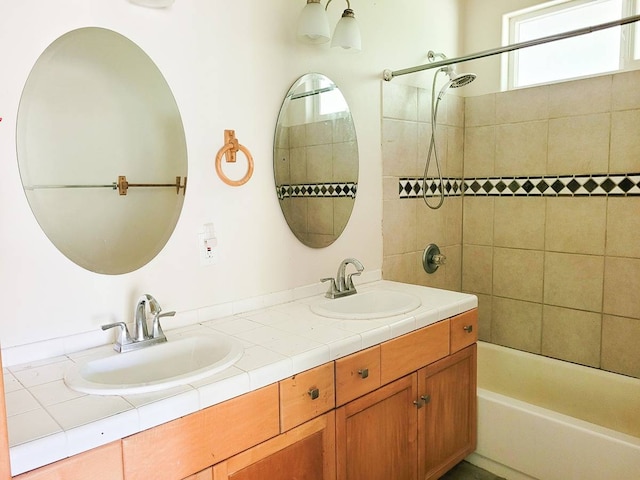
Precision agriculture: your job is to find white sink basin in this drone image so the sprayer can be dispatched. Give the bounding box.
[310,289,421,320]
[64,333,243,395]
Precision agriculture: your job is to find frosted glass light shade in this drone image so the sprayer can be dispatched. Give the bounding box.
[297,1,331,44]
[128,0,175,8]
[331,10,361,50]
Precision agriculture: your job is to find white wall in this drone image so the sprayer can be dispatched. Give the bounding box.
[0,0,463,349]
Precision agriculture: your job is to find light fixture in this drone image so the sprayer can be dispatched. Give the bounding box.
[128,0,175,8]
[297,0,362,51]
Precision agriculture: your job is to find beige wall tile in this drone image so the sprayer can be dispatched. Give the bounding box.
[382,118,419,177]
[475,293,492,342]
[544,252,604,312]
[333,116,356,143]
[494,197,545,250]
[274,148,290,185]
[382,82,418,121]
[603,257,640,319]
[383,176,398,202]
[463,126,495,178]
[333,198,353,237]
[289,198,308,236]
[548,75,612,117]
[446,94,465,128]
[602,315,640,378]
[542,306,601,368]
[547,113,610,175]
[383,199,416,255]
[447,126,464,178]
[418,87,436,124]
[465,93,495,127]
[491,297,542,354]
[612,70,640,111]
[445,196,463,246]
[383,252,418,285]
[496,86,549,124]
[416,202,446,250]
[290,124,306,148]
[610,109,640,173]
[442,244,462,291]
[462,245,493,294]
[545,197,606,255]
[495,121,548,176]
[493,247,544,303]
[418,123,447,178]
[606,198,640,258]
[463,197,494,246]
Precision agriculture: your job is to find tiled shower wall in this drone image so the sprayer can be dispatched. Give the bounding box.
[382,70,640,379]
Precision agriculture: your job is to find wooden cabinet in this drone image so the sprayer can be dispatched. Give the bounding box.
[10,309,478,480]
[122,384,280,480]
[418,345,477,480]
[12,441,123,480]
[336,375,418,480]
[335,311,478,480]
[212,412,335,480]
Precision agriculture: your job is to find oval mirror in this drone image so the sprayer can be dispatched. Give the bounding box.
[274,73,358,248]
[17,27,188,274]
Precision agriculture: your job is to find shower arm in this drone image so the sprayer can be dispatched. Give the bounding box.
[383,13,640,81]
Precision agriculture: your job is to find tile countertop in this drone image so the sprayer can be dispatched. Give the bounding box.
[2,280,477,476]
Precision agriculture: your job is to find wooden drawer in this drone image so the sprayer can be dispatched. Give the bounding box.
[122,384,279,480]
[280,363,335,432]
[380,320,450,385]
[335,345,381,406]
[450,309,478,353]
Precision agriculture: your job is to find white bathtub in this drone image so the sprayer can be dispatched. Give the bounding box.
[466,342,640,480]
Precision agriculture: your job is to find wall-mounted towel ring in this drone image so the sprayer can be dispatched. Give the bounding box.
[215,129,254,187]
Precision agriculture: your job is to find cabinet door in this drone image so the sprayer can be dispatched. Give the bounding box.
[417,344,477,480]
[336,374,418,480]
[212,411,335,480]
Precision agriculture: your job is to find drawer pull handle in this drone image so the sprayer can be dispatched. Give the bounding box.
[463,325,473,333]
[421,394,431,404]
[413,399,424,409]
[308,387,320,400]
[358,368,369,379]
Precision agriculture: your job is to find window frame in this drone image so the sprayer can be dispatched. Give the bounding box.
[502,0,640,89]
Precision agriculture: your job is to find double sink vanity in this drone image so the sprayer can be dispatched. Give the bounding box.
[4,279,477,480]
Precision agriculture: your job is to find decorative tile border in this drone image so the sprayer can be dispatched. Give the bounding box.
[277,182,357,199]
[400,173,640,198]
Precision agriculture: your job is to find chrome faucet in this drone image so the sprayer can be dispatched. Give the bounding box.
[321,258,364,299]
[102,294,175,353]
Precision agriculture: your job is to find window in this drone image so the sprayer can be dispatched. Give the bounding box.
[504,0,640,88]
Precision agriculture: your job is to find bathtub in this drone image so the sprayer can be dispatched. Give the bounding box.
[466,342,640,480]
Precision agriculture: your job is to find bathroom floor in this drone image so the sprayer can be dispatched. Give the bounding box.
[440,461,506,480]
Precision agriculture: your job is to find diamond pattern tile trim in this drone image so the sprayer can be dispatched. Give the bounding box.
[399,174,640,198]
[277,182,357,199]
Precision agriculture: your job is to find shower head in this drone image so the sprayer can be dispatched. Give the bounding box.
[437,66,477,99]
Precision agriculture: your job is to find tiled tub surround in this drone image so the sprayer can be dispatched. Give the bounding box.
[463,70,640,379]
[382,70,640,380]
[1,279,476,476]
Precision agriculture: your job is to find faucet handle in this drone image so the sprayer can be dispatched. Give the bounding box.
[321,277,339,298]
[151,311,175,339]
[102,322,133,352]
[346,270,362,290]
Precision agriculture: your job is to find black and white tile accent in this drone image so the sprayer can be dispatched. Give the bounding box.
[399,173,640,198]
[277,182,357,199]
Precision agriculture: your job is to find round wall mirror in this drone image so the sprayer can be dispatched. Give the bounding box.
[274,73,359,249]
[17,27,188,274]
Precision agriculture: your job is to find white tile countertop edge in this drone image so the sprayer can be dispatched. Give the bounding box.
[3,280,477,476]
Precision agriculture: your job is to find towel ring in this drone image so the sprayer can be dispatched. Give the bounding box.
[215,130,254,187]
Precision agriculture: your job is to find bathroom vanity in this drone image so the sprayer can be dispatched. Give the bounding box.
[4,282,477,479]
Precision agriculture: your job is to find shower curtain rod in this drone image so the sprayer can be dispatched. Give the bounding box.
[383,13,640,80]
